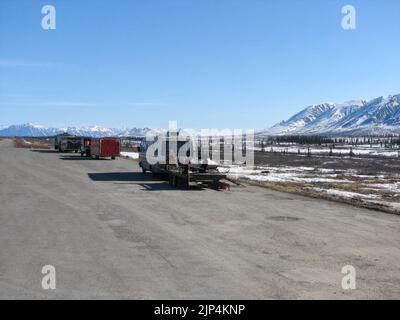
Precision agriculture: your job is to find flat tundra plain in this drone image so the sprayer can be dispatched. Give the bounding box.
[0,139,399,299]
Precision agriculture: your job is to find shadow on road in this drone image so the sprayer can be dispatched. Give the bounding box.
[30,149,58,153]
[60,156,106,161]
[138,182,175,191]
[88,172,204,191]
[88,172,156,182]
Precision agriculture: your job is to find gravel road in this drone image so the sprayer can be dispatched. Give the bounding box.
[1,139,399,299]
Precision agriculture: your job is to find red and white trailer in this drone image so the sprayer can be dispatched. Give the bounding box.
[90,137,120,160]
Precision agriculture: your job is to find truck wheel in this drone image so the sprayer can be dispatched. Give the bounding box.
[111,156,115,160]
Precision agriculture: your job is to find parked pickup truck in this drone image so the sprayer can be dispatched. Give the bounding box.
[90,137,120,160]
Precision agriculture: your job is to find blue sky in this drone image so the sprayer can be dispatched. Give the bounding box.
[0,0,399,129]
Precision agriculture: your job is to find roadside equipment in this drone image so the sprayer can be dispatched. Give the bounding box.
[90,137,120,160]
[138,132,226,190]
[56,135,82,153]
[54,133,77,150]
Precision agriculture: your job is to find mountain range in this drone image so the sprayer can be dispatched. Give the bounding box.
[0,124,151,137]
[265,94,400,136]
[2,93,399,137]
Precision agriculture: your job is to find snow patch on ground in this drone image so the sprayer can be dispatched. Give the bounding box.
[312,187,381,199]
[120,151,139,159]
[367,183,400,192]
[218,165,351,184]
[219,164,400,212]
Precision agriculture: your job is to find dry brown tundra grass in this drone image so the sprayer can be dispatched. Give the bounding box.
[234,178,400,215]
[329,175,400,202]
[14,138,51,149]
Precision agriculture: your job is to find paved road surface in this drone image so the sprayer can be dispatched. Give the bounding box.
[0,139,399,299]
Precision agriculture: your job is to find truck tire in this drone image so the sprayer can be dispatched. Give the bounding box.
[111,156,115,160]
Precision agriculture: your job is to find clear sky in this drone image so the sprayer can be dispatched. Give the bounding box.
[0,0,399,129]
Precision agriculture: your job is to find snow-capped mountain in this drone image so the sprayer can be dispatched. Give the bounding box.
[0,123,151,137]
[0,124,61,137]
[265,94,400,136]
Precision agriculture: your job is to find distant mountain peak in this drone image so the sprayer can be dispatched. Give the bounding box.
[0,123,151,137]
[265,94,400,136]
